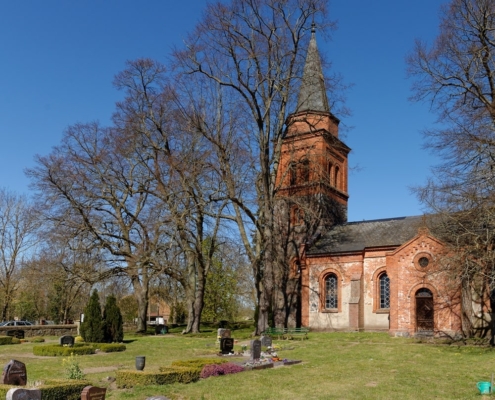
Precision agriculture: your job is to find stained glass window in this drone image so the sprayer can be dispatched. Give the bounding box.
[379,273,390,309]
[325,274,338,309]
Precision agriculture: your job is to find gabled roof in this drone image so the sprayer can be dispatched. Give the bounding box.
[296,25,329,113]
[309,215,425,255]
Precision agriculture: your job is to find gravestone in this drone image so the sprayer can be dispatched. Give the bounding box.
[6,388,41,400]
[250,339,261,361]
[81,385,107,400]
[260,335,272,348]
[220,337,234,354]
[155,324,167,335]
[1,360,27,385]
[7,330,24,339]
[59,335,75,347]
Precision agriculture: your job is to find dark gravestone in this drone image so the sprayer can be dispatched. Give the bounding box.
[220,338,234,354]
[250,339,261,361]
[59,335,75,347]
[260,335,272,348]
[7,330,24,339]
[155,324,167,335]
[6,388,41,400]
[1,360,27,386]
[81,385,107,400]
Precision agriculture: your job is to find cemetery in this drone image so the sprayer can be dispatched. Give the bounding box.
[0,326,490,399]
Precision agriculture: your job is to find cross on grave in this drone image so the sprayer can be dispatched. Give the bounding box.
[81,385,107,400]
[1,360,27,386]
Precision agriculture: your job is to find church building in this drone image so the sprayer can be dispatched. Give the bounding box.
[276,27,462,337]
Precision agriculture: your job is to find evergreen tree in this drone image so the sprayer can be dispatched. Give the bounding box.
[80,289,104,343]
[103,294,123,343]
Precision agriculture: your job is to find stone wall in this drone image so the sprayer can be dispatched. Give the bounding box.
[0,325,77,337]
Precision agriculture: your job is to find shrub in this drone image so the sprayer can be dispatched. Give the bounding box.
[38,380,90,400]
[30,336,45,343]
[116,367,199,388]
[103,294,123,343]
[200,362,244,379]
[80,289,104,343]
[0,337,13,346]
[62,353,85,380]
[10,338,20,344]
[74,336,84,343]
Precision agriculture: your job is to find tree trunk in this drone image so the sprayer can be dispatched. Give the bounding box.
[132,278,149,333]
[461,278,474,337]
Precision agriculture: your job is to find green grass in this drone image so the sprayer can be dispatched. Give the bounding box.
[0,332,494,399]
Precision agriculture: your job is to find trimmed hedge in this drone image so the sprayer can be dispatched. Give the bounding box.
[0,380,89,400]
[94,343,126,353]
[33,342,126,356]
[33,344,94,356]
[0,337,12,346]
[116,367,199,388]
[39,380,90,400]
[170,358,228,372]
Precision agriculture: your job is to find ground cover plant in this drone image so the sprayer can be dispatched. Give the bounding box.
[0,332,494,399]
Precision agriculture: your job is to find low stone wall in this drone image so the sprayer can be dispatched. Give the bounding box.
[0,324,77,337]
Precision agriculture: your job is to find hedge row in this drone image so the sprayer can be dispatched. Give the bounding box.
[0,380,89,400]
[0,337,12,346]
[116,366,199,388]
[170,358,228,372]
[33,342,126,356]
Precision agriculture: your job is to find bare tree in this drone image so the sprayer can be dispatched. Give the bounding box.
[408,0,495,337]
[0,189,39,321]
[27,122,171,332]
[112,59,227,333]
[174,0,338,334]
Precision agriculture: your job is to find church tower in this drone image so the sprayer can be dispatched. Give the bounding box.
[273,25,350,328]
[277,24,350,229]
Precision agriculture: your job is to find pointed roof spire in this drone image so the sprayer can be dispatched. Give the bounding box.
[296,24,330,113]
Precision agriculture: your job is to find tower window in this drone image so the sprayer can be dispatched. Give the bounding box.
[298,158,310,183]
[289,162,297,186]
[334,165,340,189]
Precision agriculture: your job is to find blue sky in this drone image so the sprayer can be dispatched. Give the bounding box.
[0,0,445,222]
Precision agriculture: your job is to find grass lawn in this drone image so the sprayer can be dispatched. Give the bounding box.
[1,331,494,399]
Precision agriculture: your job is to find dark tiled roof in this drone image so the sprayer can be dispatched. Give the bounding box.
[309,215,424,255]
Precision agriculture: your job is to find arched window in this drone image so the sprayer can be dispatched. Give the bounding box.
[289,162,297,186]
[334,165,340,189]
[379,273,390,309]
[325,274,338,309]
[328,162,333,185]
[298,158,310,184]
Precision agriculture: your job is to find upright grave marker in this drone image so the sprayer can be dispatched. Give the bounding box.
[250,339,261,361]
[81,385,107,400]
[1,360,27,386]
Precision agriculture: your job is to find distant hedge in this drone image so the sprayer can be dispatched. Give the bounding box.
[33,342,126,356]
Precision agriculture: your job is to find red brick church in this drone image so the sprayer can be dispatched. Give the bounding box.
[276,27,462,337]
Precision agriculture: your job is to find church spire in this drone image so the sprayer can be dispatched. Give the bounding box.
[296,24,329,113]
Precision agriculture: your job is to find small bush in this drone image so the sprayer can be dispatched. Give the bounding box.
[0,337,13,346]
[10,338,20,344]
[30,336,45,343]
[62,353,85,380]
[74,336,84,343]
[116,367,199,388]
[200,362,244,379]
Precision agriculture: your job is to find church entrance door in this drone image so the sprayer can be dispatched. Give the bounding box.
[415,288,434,332]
